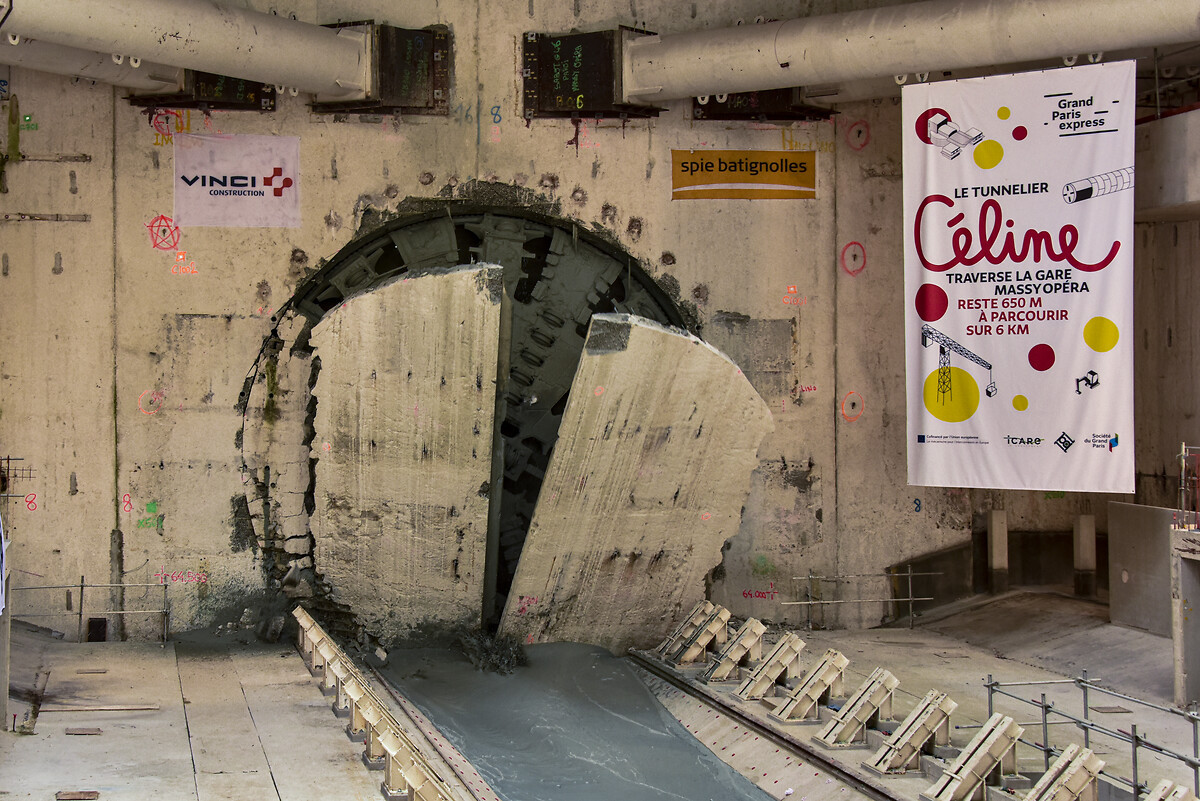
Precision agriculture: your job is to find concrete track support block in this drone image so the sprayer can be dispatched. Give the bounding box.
[864,689,958,775]
[655,600,714,657]
[1023,743,1105,801]
[735,632,806,701]
[668,604,730,664]
[1145,780,1200,801]
[920,713,1024,801]
[702,618,767,683]
[771,648,850,722]
[815,667,900,748]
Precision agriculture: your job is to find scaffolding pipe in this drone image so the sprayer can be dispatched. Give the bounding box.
[0,0,369,97]
[623,0,1200,103]
[0,38,183,91]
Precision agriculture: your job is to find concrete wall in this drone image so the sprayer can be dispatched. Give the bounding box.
[0,0,1193,640]
[310,266,502,644]
[498,314,772,653]
[1109,502,1182,637]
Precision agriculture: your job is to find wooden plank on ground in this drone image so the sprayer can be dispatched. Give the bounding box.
[55,792,100,800]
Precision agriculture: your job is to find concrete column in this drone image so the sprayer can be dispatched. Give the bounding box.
[988,510,1008,594]
[1172,529,1200,706]
[1073,514,1098,597]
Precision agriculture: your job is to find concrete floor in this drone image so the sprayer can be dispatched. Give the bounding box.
[797,591,1188,793]
[1,623,381,801]
[2,591,1191,801]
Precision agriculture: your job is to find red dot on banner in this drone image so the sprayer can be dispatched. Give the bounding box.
[914,284,949,322]
[1028,343,1055,371]
[1012,126,1028,141]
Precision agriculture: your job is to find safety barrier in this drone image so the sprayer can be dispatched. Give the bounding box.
[291,607,458,801]
[701,618,766,683]
[735,632,806,701]
[815,667,900,748]
[1024,743,1105,801]
[656,600,716,657]
[920,713,1023,801]
[668,604,730,665]
[771,648,849,722]
[864,689,958,774]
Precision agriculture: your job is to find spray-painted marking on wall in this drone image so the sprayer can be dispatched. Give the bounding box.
[797,385,817,393]
[843,119,870,151]
[489,104,502,143]
[171,250,199,275]
[122,494,133,512]
[24,493,36,511]
[782,284,808,305]
[150,109,195,146]
[146,215,181,250]
[136,501,163,528]
[516,595,539,614]
[742,582,778,600]
[153,566,207,584]
[701,512,712,520]
[781,128,835,153]
[594,386,605,396]
[840,242,866,276]
[138,389,166,415]
[841,391,864,422]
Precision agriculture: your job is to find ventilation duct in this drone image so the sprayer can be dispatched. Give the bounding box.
[622,0,1200,103]
[0,37,183,92]
[0,0,369,98]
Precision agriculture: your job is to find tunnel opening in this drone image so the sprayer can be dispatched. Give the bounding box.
[245,201,690,640]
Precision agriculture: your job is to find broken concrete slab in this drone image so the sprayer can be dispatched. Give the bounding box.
[498,313,773,654]
[310,265,504,644]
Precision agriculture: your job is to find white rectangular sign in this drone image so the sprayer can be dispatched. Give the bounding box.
[904,62,1135,492]
[174,134,300,228]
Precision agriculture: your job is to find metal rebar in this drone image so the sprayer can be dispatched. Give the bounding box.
[987,674,994,718]
[992,678,1080,687]
[77,575,84,642]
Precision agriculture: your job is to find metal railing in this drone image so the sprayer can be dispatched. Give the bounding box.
[978,672,1200,798]
[780,567,939,630]
[8,576,169,644]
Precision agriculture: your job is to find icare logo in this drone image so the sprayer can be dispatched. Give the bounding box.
[263,166,294,197]
[1109,434,1119,452]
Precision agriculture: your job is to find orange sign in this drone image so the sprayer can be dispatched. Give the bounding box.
[671,149,816,200]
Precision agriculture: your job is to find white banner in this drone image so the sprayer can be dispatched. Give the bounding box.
[904,62,1135,492]
[174,134,300,228]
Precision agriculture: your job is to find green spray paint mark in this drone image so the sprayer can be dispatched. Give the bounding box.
[750,554,777,576]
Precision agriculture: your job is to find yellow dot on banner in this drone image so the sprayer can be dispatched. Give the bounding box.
[923,367,980,423]
[1013,395,1029,411]
[997,106,1011,120]
[973,139,1004,169]
[1083,316,1119,352]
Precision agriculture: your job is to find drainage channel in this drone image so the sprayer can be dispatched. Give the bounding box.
[626,650,906,801]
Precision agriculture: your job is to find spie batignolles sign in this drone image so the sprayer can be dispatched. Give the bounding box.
[903,62,1134,493]
[174,134,300,228]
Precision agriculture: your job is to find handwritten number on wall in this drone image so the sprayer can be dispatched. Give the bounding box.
[122,494,133,512]
[24,493,37,511]
[914,498,921,512]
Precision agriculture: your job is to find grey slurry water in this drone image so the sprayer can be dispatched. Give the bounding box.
[383,641,774,801]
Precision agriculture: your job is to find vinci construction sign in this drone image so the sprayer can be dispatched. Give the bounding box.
[903,62,1135,493]
[174,134,300,228]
